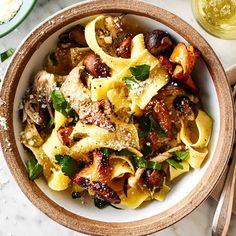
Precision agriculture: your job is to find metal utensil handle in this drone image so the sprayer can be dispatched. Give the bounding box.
[212,65,236,236]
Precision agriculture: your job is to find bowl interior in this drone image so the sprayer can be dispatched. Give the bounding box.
[12,14,220,223]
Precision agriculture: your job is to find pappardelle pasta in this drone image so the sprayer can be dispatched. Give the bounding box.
[20,15,212,209]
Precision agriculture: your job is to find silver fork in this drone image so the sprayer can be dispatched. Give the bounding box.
[212,65,236,236]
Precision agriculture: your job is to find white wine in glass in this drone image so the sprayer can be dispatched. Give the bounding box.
[192,0,236,39]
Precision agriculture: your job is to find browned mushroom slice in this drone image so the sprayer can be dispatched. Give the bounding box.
[72,176,90,189]
[158,55,173,75]
[116,34,132,58]
[174,96,199,120]
[75,150,112,185]
[142,169,165,192]
[83,51,110,78]
[145,30,173,56]
[57,125,74,147]
[79,99,116,131]
[153,100,173,139]
[91,181,121,204]
[58,24,87,47]
[69,25,88,47]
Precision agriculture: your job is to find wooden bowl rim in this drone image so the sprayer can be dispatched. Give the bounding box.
[0,0,234,235]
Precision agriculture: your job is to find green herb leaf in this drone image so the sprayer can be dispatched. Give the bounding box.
[133,156,162,170]
[166,159,183,170]
[149,115,167,138]
[26,158,43,180]
[115,149,162,170]
[94,196,122,210]
[100,148,114,156]
[51,90,78,120]
[94,197,109,209]
[55,154,85,177]
[122,76,139,90]
[174,150,189,161]
[49,52,58,66]
[0,48,14,62]
[129,64,150,81]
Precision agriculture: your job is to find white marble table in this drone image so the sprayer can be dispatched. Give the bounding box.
[0,0,235,235]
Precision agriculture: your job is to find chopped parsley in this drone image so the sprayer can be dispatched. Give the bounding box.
[129,64,150,81]
[166,159,183,170]
[26,157,43,180]
[51,90,78,121]
[0,48,14,62]
[94,196,122,210]
[115,149,162,170]
[122,64,151,90]
[149,115,167,138]
[55,154,85,177]
[137,115,166,138]
[174,150,189,161]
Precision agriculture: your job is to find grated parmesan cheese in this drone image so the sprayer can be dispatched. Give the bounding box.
[0,0,23,24]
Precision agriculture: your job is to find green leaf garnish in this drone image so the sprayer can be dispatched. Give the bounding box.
[122,77,139,90]
[49,52,58,66]
[100,148,114,156]
[129,64,150,81]
[94,197,122,210]
[0,48,14,62]
[174,150,189,161]
[149,115,167,138]
[166,159,183,170]
[115,149,162,170]
[51,90,78,120]
[55,154,85,177]
[133,156,162,170]
[137,115,166,138]
[26,157,43,180]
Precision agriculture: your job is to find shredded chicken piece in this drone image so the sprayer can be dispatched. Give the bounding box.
[61,66,115,130]
[128,168,145,188]
[23,71,56,126]
[151,145,184,163]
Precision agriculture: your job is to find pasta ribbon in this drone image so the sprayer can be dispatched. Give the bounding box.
[109,154,135,179]
[188,146,208,169]
[48,169,71,191]
[169,160,190,181]
[72,117,140,150]
[85,15,131,74]
[180,110,212,148]
[153,179,170,201]
[119,183,149,209]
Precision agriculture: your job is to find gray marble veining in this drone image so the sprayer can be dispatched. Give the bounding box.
[0,0,236,235]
